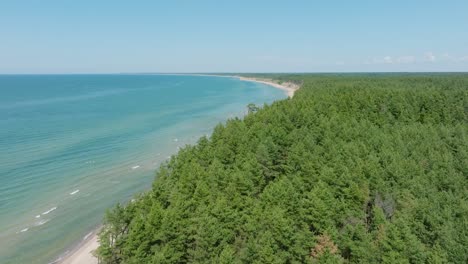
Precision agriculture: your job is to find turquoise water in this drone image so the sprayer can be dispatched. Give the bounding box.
[0,74,285,263]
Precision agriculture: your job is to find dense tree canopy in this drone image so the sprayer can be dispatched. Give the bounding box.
[97,74,468,263]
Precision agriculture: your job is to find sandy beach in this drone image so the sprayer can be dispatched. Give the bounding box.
[59,233,98,264]
[237,76,300,97]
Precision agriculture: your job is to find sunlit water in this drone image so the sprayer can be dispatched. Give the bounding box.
[0,74,285,263]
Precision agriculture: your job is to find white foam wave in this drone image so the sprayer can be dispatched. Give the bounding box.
[49,256,62,264]
[35,219,50,226]
[70,189,80,195]
[42,207,57,215]
[35,215,41,218]
[83,232,93,240]
[20,228,29,233]
[132,165,140,170]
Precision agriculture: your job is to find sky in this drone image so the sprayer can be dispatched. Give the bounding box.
[1,0,467,73]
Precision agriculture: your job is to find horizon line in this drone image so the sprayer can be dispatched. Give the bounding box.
[1,71,468,75]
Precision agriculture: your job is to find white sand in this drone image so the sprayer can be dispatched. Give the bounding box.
[59,234,98,264]
[237,76,299,97]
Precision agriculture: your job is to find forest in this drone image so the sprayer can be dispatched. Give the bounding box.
[96,74,468,263]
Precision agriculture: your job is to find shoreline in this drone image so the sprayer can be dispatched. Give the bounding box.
[57,231,99,264]
[54,74,299,264]
[145,73,301,97]
[236,76,299,98]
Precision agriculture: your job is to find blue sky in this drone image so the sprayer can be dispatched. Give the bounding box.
[1,0,467,73]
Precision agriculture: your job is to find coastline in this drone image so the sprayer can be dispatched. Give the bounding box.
[236,76,299,97]
[57,232,99,264]
[145,73,300,97]
[55,74,299,264]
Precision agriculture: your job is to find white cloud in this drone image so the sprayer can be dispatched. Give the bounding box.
[424,52,436,62]
[383,56,393,64]
[439,53,468,62]
[367,56,393,64]
[441,53,452,60]
[458,56,468,62]
[366,55,416,65]
[396,56,416,64]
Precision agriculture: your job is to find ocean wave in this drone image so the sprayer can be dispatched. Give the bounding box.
[19,227,29,233]
[70,189,80,195]
[83,232,93,240]
[48,256,62,264]
[48,250,69,264]
[131,165,140,170]
[42,206,57,215]
[35,219,50,226]
[35,215,41,218]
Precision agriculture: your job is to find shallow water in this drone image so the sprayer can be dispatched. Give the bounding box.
[0,74,285,263]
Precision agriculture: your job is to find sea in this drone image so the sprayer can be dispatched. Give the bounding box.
[0,74,286,263]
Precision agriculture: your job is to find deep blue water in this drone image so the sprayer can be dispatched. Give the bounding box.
[0,74,285,263]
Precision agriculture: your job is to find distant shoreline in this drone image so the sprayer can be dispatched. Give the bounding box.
[149,73,301,97]
[132,73,301,97]
[236,76,299,97]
